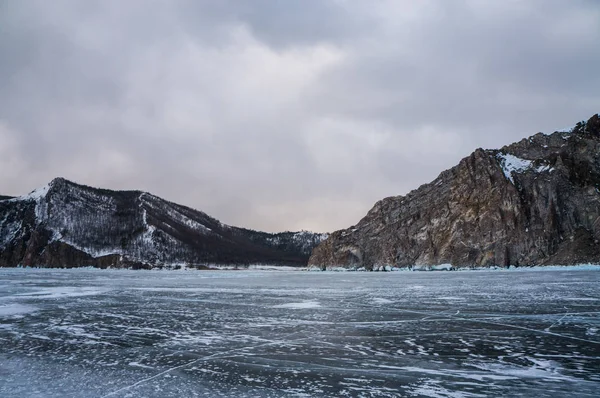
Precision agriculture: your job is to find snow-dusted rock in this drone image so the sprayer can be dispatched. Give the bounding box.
[0,178,327,268]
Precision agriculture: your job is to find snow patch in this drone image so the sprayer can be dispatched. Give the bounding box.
[6,183,51,225]
[409,378,486,398]
[15,287,108,299]
[8,183,50,203]
[57,239,123,259]
[128,361,155,369]
[496,153,552,184]
[555,125,575,133]
[497,153,532,184]
[165,332,224,346]
[0,303,38,317]
[467,357,575,382]
[535,164,553,173]
[274,301,321,309]
[372,298,393,304]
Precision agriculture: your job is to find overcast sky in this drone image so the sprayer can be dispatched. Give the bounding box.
[1,0,599,232]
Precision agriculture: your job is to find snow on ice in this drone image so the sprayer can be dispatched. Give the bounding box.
[0,268,598,397]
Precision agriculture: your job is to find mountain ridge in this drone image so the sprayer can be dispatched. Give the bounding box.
[0,178,327,268]
[308,114,600,269]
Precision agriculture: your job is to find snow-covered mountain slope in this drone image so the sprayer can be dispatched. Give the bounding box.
[0,179,327,268]
[310,114,600,269]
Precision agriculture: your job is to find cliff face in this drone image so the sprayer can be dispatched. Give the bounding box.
[309,114,600,269]
[0,179,327,268]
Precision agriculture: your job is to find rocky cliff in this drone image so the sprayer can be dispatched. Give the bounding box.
[0,178,327,268]
[309,114,600,270]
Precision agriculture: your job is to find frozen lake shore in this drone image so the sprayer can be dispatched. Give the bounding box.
[0,269,599,397]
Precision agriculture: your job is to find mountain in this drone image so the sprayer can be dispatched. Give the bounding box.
[309,114,600,270]
[0,178,328,269]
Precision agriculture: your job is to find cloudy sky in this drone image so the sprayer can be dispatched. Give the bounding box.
[1,0,599,232]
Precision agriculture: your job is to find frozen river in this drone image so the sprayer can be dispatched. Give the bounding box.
[0,268,599,397]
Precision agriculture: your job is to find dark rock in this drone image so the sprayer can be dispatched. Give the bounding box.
[586,114,600,136]
[309,114,600,269]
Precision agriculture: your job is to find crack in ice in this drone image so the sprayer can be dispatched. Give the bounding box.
[99,337,312,397]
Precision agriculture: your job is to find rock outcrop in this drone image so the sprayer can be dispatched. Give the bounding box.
[0,178,327,268]
[309,114,600,269]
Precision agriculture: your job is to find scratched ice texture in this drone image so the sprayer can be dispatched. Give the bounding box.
[0,269,599,397]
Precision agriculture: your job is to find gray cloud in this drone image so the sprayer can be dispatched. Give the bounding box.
[1,0,599,232]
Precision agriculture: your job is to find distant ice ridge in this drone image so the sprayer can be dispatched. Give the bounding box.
[496,153,553,184]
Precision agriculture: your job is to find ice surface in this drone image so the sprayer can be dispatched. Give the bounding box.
[0,268,598,397]
[372,297,394,304]
[0,303,37,317]
[13,286,108,299]
[274,301,322,309]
